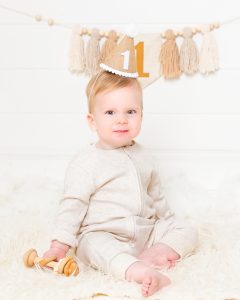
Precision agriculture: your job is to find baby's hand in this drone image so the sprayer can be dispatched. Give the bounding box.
[43,240,70,262]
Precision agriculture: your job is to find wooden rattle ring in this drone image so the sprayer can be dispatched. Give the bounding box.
[63,258,74,276]
[23,248,38,267]
[58,256,72,274]
[70,262,79,276]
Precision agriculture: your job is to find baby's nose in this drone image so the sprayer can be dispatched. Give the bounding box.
[117,114,128,123]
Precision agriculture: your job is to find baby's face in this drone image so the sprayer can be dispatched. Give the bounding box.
[87,83,142,149]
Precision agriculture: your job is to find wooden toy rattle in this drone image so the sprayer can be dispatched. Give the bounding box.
[23,248,79,276]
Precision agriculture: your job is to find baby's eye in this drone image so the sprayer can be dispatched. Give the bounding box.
[127,110,137,114]
[105,110,114,115]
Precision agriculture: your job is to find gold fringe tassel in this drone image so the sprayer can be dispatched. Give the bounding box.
[160,29,181,79]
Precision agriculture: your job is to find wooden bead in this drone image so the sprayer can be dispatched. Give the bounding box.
[175,31,183,37]
[192,28,197,34]
[35,14,42,22]
[99,30,105,37]
[87,28,92,35]
[48,18,54,26]
[82,28,88,35]
[209,23,214,30]
[213,22,220,29]
[79,28,85,35]
[196,27,202,33]
[161,32,166,38]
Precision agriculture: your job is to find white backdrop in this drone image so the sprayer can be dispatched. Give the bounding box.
[1,4,240,299]
[1,0,240,188]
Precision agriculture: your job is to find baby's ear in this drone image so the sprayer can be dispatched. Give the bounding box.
[87,113,97,131]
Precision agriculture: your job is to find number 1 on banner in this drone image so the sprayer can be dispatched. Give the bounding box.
[135,42,149,78]
[121,42,150,77]
[121,50,130,70]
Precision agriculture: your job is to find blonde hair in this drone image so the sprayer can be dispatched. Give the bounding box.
[86,71,142,113]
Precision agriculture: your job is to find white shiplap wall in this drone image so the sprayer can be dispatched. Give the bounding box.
[1,0,240,184]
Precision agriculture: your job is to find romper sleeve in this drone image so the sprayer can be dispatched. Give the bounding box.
[52,153,95,247]
[148,166,198,258]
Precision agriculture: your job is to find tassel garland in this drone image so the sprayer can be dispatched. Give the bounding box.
[68,23,220,80]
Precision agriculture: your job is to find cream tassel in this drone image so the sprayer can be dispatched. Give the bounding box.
[180,27,199,75]
[160,29,181,79]
[69,26,85,74]
[85,28,101,76]
[100,30,118,62]
[199,25,219,74]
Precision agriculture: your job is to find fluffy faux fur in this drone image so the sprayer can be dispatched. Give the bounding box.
[0,173,240,300]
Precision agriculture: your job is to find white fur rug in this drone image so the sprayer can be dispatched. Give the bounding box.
[1,173,240,300]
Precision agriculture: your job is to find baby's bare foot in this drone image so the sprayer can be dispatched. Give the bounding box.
[141,269,170,297]
[138,243,180,269]
[125,261,171,297]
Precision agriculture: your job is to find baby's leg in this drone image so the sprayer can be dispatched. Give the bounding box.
[77,232,170,297]
[142,217,198,271]
[126,261,170,297]
[138,242,180,270]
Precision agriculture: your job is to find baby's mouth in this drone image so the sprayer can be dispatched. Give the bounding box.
[113,130,129,133]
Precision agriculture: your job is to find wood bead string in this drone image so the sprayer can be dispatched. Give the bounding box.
[160,22,220,38]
